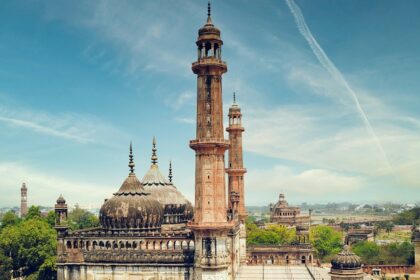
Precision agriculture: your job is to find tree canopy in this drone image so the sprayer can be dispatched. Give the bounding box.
[393,207,420,225]
[353,241,414,265]
[0,212,57,279]
[67,204,100,230]
[246,222,297,245]
[309,225,343,262]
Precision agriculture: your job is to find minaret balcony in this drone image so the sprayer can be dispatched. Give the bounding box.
[225,168,247,174]
[192,58,227,73]
[189,138,230,150]
[226,125,244,132]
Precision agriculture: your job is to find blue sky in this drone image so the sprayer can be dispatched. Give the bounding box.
[1,0,419,208]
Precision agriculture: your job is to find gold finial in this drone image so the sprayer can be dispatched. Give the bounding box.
[129,142,135,174]
[169,160,173,183]
[151,137,158,165]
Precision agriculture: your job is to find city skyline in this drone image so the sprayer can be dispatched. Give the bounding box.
[1,0,420,207]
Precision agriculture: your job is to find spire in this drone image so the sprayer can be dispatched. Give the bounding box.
[206,1,213,25]
[128,142,135,174]
[151,137,158,165]
[168,160,173,183]
[233,92,236,104]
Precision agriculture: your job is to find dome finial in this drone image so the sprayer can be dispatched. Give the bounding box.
[129,142,135,174]
[233,92,236,104]
[151,137,158,165]
[206,1,213,25]
[169,160,173,183]
[208,1,211,17]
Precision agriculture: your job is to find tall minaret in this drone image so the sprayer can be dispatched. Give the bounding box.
[226,93,247,263]
[20,182,28,217]
[189,2,233,279]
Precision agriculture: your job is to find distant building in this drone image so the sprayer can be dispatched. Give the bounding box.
[269,193,311,243]
[20,182,28,217]
[345,229,374,245]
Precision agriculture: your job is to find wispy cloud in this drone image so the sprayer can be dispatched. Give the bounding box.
[285,0,391,169]
[0,104,123,144]
[246,165,363,204]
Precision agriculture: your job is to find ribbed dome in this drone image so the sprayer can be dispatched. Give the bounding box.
[331,245,362,269]
[99,144,163,231]
[141,138,193,223]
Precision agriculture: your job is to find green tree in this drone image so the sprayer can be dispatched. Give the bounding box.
[353,241,380,263]
[309,225,343,261]
[0,211,20,229]
[353,241,414,265]
[0,251,12,279]
[45,211,57,227]
[246,222,297,245]
[26,206,41,220]
[68,204,99,230]
[0,218,57,278]
[394,208,420,225]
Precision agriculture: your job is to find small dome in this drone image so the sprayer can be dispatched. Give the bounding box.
[99,144,164,231]
[198,3,221,39]
[331,245,362,269]
[56,194,66,204]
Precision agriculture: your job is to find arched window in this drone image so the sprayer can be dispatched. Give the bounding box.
[188,240,195,250]
[167,240,173,250]
[66,241,72,249]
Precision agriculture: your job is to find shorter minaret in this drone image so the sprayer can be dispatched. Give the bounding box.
[54,194,68,238]
[226,92,247,264]
[226,92,247,221]
[20,182,28,217]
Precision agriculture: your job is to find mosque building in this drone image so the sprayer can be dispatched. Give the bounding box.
[54,3,245,280]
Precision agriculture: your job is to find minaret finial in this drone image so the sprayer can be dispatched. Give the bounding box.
[208,1,211,17]
[233,92,236,104]
[169,160,173,183]
[151,136,158,165]
[129,142,135,174]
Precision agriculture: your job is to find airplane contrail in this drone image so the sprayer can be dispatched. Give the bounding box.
[285,0,391,169]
